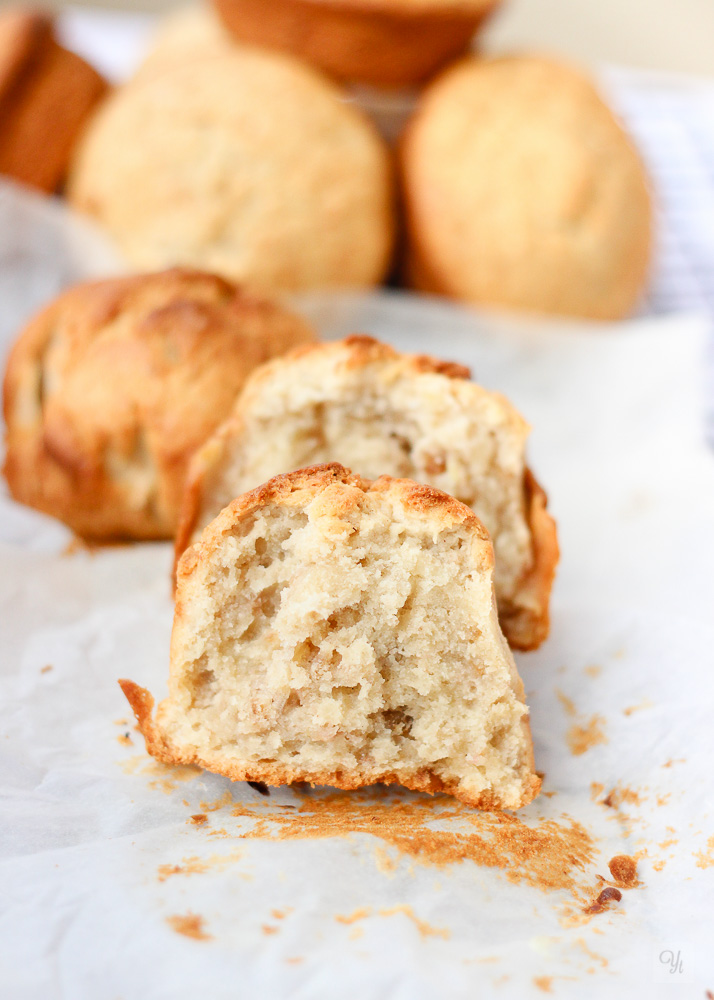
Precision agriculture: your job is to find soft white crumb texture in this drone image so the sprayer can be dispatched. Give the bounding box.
[165,488,533,807]
[197,359,533,605]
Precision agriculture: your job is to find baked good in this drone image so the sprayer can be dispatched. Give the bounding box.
[67,48,394,295]
[121,463,541,809]
[401,55,653,320]
[175,336,557,650]
[3,268,315,540]
[135,5,234,81]
[212,0,501,88]
[0,8,107,193]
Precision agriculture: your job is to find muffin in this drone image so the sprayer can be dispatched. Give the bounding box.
[0,8,107,193]
[3,269,315,540]
[212,0,501,88]
[401,55,653,320]
[134,4,234,81]
[122,463,541,809]
[68,49,394,295]
[175,336,557,650]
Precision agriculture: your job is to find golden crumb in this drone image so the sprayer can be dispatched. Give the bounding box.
[623,699,653,716]
[567,716,607,756]
[584,665,601,678]
[379,905,450,940]
[694,836,714,869]
[262,925,279,935]
[117,733,132,746]
[556,690,576,717]
[533,976,553,993]
[40,665,53,674]
[166,912,211,940]
[336,908,371,925]
[188,813,208,826]
[608,855,640,888]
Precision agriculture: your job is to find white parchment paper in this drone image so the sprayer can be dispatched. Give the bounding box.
[0,192,713,998]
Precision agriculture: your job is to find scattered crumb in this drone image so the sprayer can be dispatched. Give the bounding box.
[188,814,208,827]
[262,925,279,935]
[600,785,642,809]
[534,976,553,993]
[271,908,293,920]
[117,733,132,746]
[556,690,576,717]
[583,886,622,914]
[199,791,235,812]
[379,905,450,940]
[374,846,398,874]
[336,908,371,925]
[590,782,604,801]
[694,836,714,869]
[114,718,129,727]
[612,648,626,660]
[541,790,557,799]
[575,937,608,968]
[567,716,608,756]
[120,755,200,792]
[662,758,686,768]
[656,794,671,807]
[623,699,653,716]
[40,665,53,674]
[652,860,666,872]
[286,957,303,965]
[658,838,677,850]
[157,850,243,881]
[584,665,602,678]
[226,789,597,909]
[166,912,211,940]
[608,855,640,888]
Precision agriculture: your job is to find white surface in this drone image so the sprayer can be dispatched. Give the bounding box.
[1,219,714,995]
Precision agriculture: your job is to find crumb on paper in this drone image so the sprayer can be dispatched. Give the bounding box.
[374,846,398,874]
[379,904,450,939]
[40,664,53,674]
[533,976,553,993]
[662,758,686,768]
[612,647,626,659]
[575,937,608,969]
[623,699,653,716]
[120,754,200,792]
[567,716,608,756]
[590,782,604,801]
[117,733,132,746]
[599,784,642,810]
[272,908,293,920]
[114,718,128,726]
[584,665,602,678]
[336,908,371,925]
[157,849,243,882]
[166,912,211,940]
[556,690,576,717]
[262,925,279,935]
[656,794,671,807]
[286,957,303,965]
[583,886,622,914]
[652,860,666,872]
[694,836,714,869]
[199,791,235,812]
[188,813,208,826]
[608,855,640,888]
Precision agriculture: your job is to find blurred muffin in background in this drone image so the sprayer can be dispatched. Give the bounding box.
[134,4,233,80]
[212,0,502,88]
[0,8,106,193]
[3,268,316,540]
[68,47,394,295]
[401,55,653,320]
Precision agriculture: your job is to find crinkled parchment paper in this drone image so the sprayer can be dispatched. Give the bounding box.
[0,187,713,999]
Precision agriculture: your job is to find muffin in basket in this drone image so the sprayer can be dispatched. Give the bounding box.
[212,0,502,88]
[0,8,106,193]
[3,269,315,540]
[122,464,541,809]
